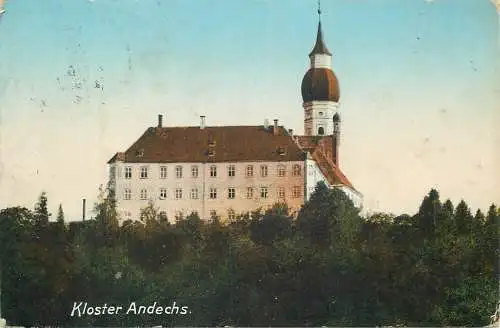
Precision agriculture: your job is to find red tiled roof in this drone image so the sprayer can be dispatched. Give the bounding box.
[108,126,306,164]
[312,149,354,189]
[296,135,355,190]
[108,125,356,191]
[296,135,335,164]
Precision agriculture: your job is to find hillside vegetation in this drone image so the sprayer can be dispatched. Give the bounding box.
[0,183,498,326]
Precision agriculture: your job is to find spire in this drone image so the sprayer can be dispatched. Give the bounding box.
[309,0,332,56]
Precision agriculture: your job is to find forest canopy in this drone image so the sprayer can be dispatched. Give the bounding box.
[0,183,498,327]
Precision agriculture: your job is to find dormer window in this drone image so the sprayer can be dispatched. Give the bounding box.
[208,149,216,157]
[208,139,216,147]
[136,149,144,157]
[278,147,286,156]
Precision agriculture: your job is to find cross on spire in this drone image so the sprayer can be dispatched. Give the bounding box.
[318,0,322,16]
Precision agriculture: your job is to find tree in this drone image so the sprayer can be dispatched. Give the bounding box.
[56,204,65,223]
[140,200,159,225]
[297,182,360,249]
[92,184,120,248]
[34,191,51,226]
[296,182,337,247]
[249,203,293,246]
[455,200,473,234]
[416,189,441,235]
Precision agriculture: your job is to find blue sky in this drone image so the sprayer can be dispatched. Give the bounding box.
[0,0,499,219]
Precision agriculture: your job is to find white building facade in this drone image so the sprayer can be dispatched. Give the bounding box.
[110,158,306,222]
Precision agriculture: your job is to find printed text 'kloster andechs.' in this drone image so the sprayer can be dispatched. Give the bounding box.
[70,302,190,317]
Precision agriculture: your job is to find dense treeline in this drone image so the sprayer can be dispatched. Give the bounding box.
[0,184,498,326]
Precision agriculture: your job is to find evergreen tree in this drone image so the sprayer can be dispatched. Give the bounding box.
[56,204,65,223]
[297,182,359,248]
[455,200,473,234]
[34,191,51,225]
[474,209,485,223]
[416,188,441,235]
[93,184,120,247]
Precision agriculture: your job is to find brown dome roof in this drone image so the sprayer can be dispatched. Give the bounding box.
[301,68,340,103]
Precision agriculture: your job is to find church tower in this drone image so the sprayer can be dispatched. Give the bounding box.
[301,5,340,137]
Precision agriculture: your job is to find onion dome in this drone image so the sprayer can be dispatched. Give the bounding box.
[301,14,340,103]
[301,68,340,103]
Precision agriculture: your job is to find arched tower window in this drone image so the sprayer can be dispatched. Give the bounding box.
[318,127,325,135]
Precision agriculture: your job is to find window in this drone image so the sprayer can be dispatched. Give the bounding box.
[209,210,217,219]
[125,167,132,179]
[159,188,167,200]
[246,165,254,177]
[260,165,268,177]
[319,111,324,116]
[228,165,235,177]
[124,211,132,220]
[124,188,131,200]
[292,164,302,176]
[140,166,148,179]
[293,186,302,198]
[277,165,286,177]
[209,188,217,199]
[175,211,183,220]
[191,165,199,178]
[159,211,167,221]
[175,188,182,200]
[246,187,254,199]
[190,188,199,200]
[277,186,285,199]
[228,187,235,199]
[140,189,148,200]
[160,166,167,179]
[228,209,236,221]
[308,165,314,176]
[210,165,217,177]
[260,186,268,199]
[318,127,325,135]
[175,165,183,178]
